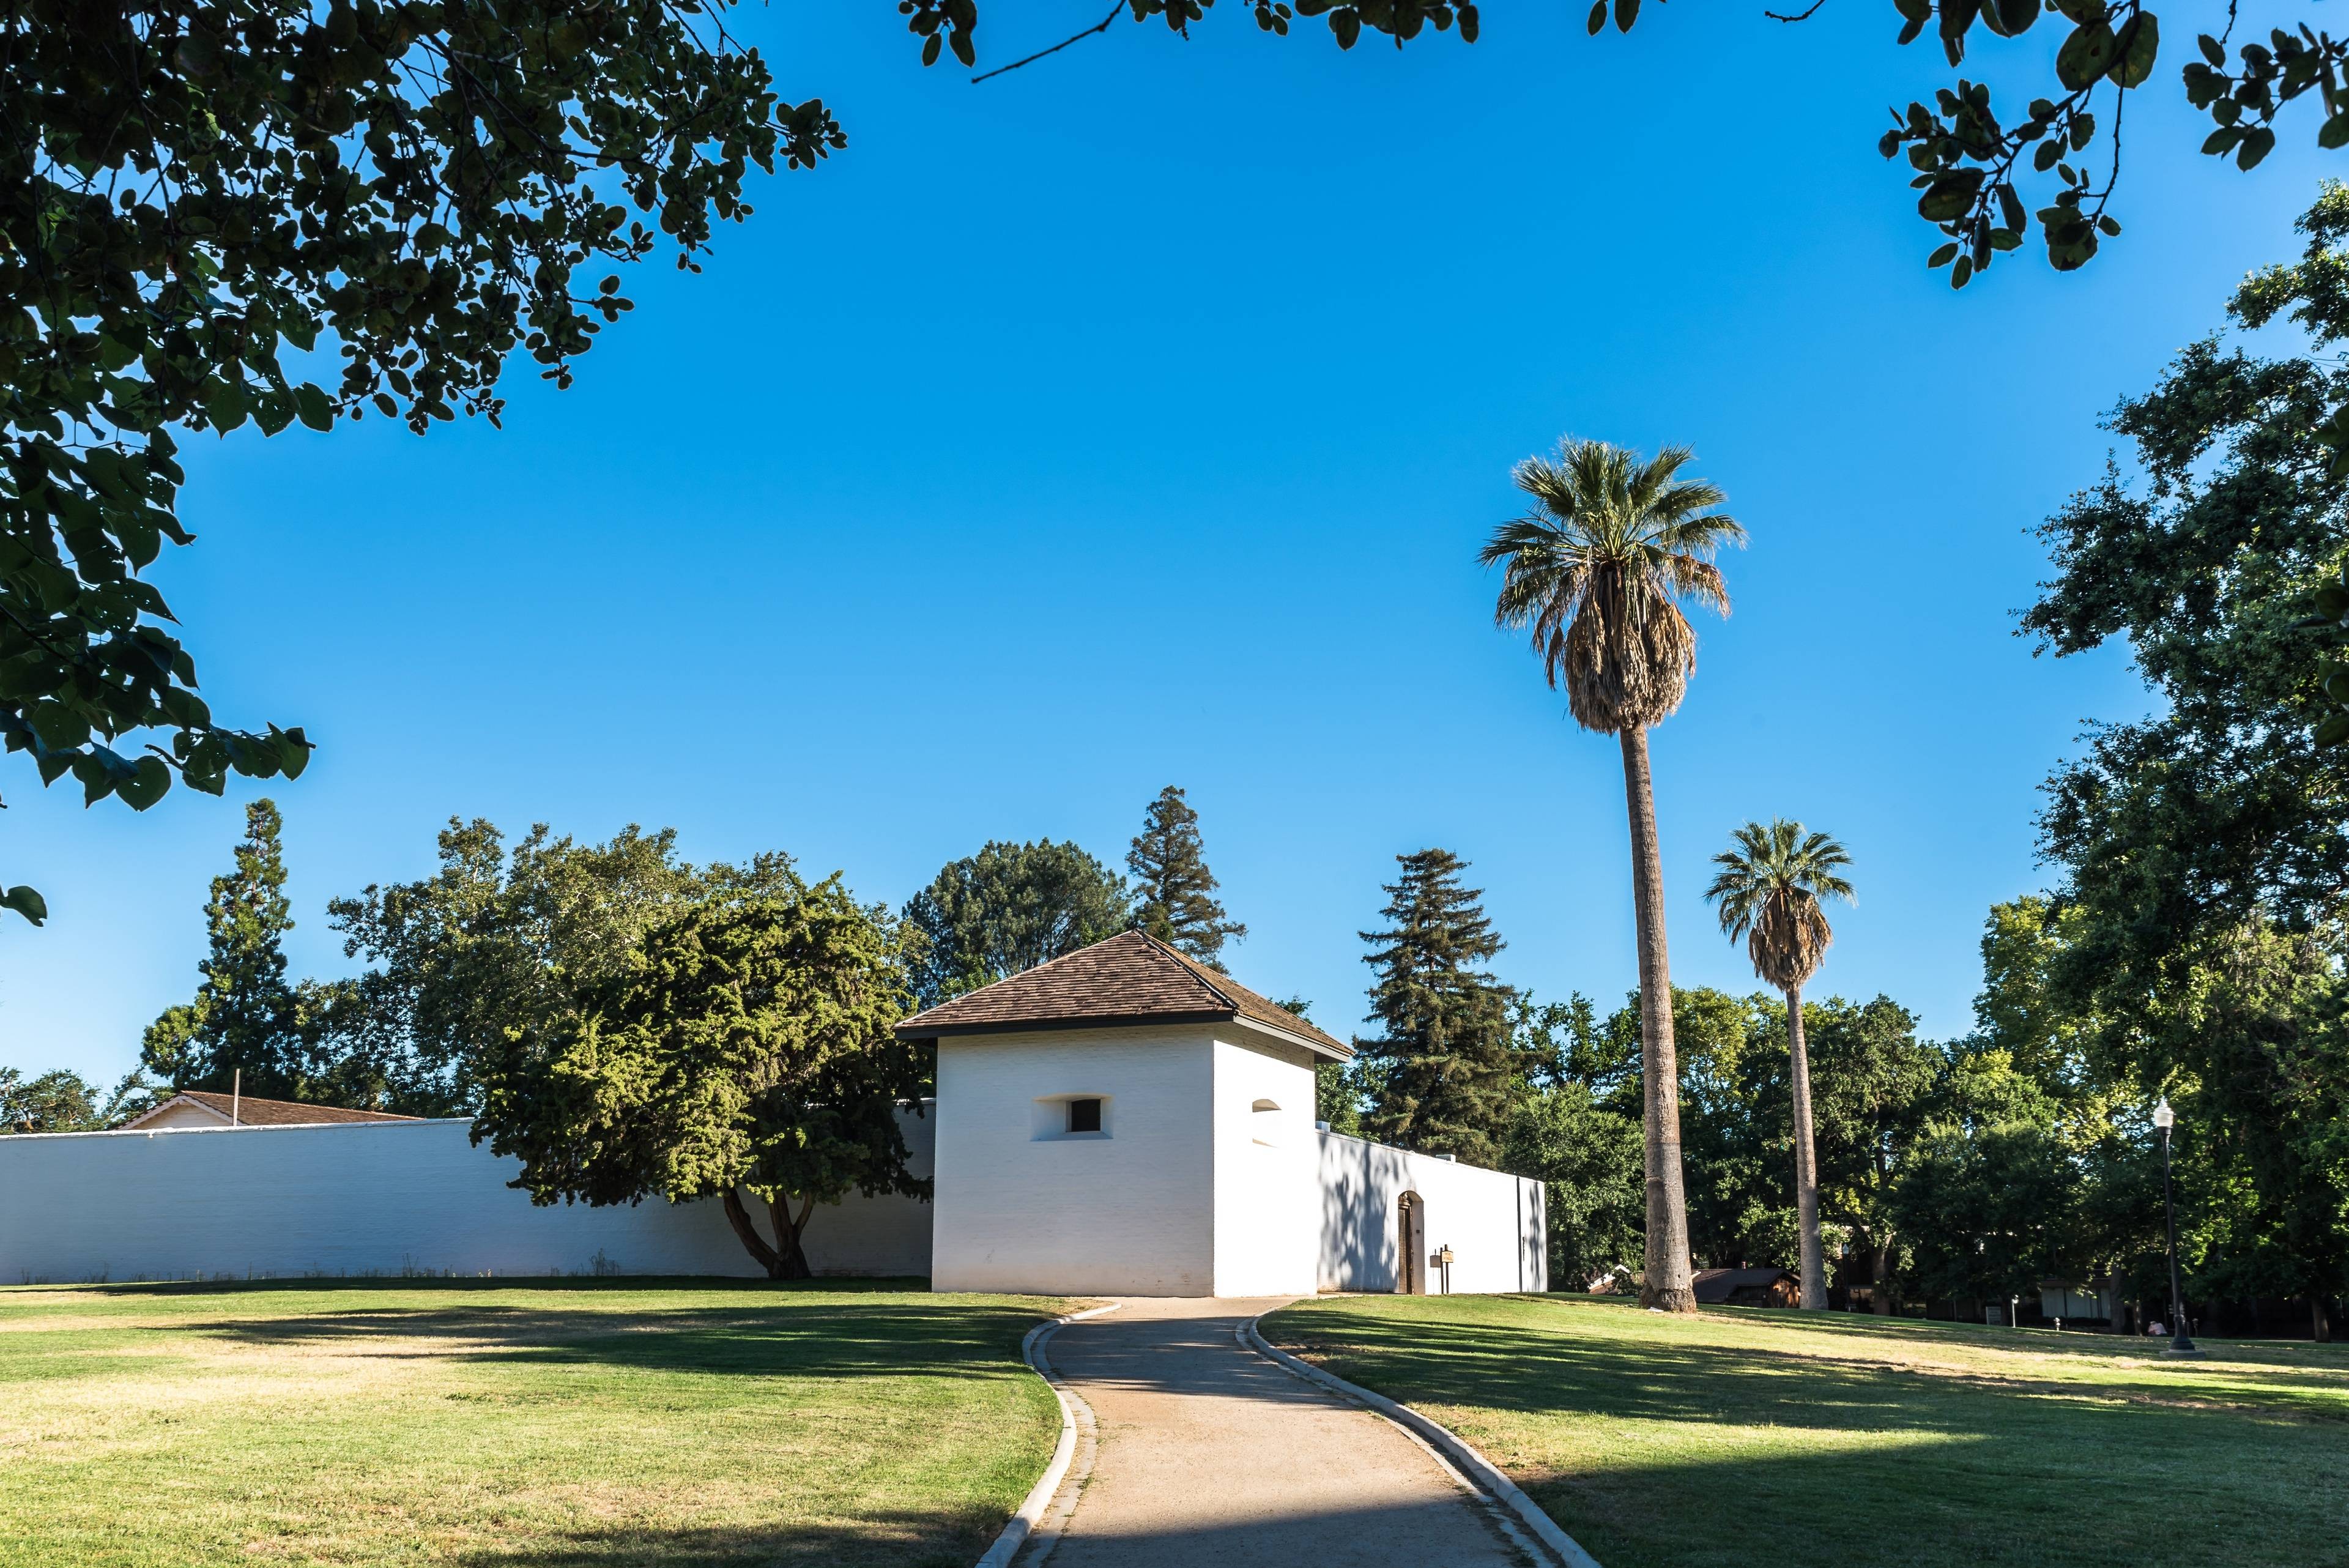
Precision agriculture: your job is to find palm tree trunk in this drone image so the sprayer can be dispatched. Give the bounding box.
[1620,726,1696,1313]
[1785,985,1827,1310]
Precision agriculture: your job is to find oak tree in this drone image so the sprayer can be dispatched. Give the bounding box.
[471,873,930,1280]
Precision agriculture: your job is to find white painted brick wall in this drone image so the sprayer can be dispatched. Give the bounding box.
[1317,1131,1546,1295]
[0,1112,934,1284]
[1210,1035,1321,1296]
[930,1025,1217,1295]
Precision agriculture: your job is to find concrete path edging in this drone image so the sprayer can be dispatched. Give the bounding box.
[1239,1313,1605,1568]
[973,1302,1121,1568]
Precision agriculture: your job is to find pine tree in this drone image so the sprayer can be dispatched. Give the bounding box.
[1356,849,1517,1164]
[1127,786,1245,967]
[1280,994,1365,1137]
[141,798,315,1099]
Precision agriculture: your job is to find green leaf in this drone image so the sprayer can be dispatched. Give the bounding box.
[293,384,335,432]
[117,755,170,811]
[1929,242,1961,267]
[1992,0,2048,34]
[1614,0,1639,29]
[1917,171,1986,221]
[2238,126,2277,169]
[2321,113,2349,150]
[277,726,314,779]
[1951,255,1975,288]
[2107,11,2159,87]
[2316,712,2349,747]
[2197,31,2224,65]
[1586,0,1605,33]
[1,885,48,927]
[2056,21,2117,88]
[2323,667,2349,701]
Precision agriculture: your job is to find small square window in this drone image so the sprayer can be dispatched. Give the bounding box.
[1067,1098,1102,1134]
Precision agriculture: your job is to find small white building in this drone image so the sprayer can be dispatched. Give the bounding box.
[0,933,1544,1296]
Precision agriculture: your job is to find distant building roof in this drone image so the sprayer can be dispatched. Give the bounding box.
[121,1091,420,1130]
[1691,1266,1798,1304]
[896,929,1351,1059]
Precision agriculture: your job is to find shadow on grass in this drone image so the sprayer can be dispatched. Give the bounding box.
[1265,1296,2349,1568]
[27,1278,1055,1384]
[1272,1296,2349,1428]
[462,1493,1534,1568]
[453,1512,1006,1568]
[58,1274,933,1299]
[193,1306,1047,1381]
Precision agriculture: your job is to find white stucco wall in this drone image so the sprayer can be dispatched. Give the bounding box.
[0,1113,934,1285]
[1317,1131,1546,1295]
[930,1025,1218,1295]
[1210,1034,1320,1297]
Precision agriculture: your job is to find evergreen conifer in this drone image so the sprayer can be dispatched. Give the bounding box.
[1127,786,1245,967]
[1356,848,1516,1164]
[141,799,316,1099]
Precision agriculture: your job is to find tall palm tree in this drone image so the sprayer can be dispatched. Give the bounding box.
[1482,439,1743,1313]
[1705,818,1855,1312]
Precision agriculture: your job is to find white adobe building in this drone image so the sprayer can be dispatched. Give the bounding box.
[0,933,1545,1297]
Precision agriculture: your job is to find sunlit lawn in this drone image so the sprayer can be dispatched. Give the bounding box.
[0,1278,1068,1567]
[1264,1293,2349,1568]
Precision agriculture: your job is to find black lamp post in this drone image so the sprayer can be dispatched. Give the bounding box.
[2153,1096,2197,1355]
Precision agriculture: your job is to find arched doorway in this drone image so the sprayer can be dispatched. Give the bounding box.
[1397,1191,1426,1295]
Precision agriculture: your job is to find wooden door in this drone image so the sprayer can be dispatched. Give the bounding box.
[1398,1192,1426,1295]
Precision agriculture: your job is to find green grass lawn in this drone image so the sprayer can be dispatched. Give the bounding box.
[0,1277,1069,1567]
[1264,1293,2349,1568]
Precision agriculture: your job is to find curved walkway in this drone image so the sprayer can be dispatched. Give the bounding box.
[1014,1296,1546,1567]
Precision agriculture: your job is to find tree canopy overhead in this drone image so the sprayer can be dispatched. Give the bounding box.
[3,1,839,918]
[932,0,2332,286]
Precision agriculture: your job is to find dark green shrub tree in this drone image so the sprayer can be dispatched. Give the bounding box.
[471,875,930,1279]
[901,839,1130,1007]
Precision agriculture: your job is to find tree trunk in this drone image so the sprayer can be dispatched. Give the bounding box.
[721,1186,786,1279]
[768,1193,815,1282]
[1871,1232,1896,1315]
[2317,1296,2332,1345]
[1785,986,1827,1310]
[720,1188,817,1280]
[1620,726,1696,1313]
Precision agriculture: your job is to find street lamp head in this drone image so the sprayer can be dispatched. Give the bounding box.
[2152,1096,2176,1131]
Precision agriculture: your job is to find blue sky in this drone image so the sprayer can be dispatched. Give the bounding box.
[7,4,2332,1084]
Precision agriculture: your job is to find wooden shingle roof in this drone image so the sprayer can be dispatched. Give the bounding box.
[896,929,1350,1058]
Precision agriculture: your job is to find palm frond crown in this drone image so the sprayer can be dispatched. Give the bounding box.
[1480,438,1745,734]
[1704,818,1854,994]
